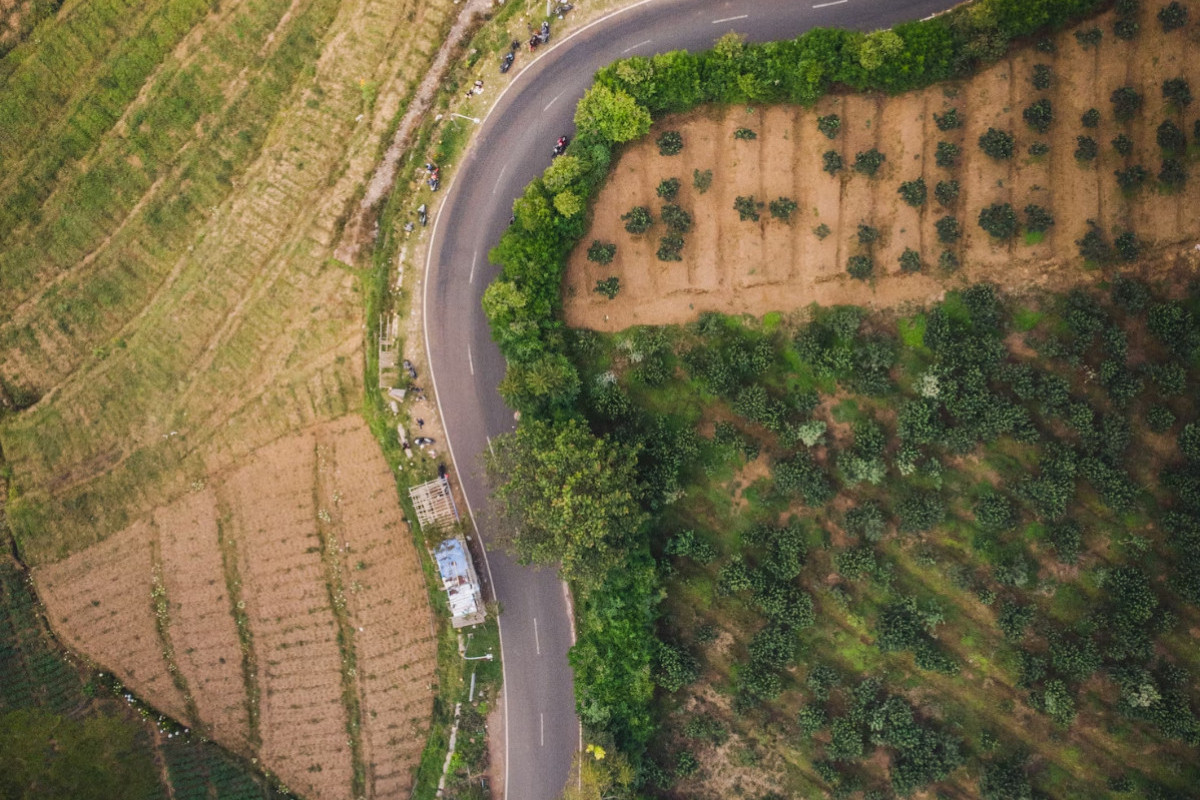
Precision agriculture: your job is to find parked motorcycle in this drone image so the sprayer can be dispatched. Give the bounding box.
[417,204,427,226]
[553,2,573,18]
[500,51,514,73]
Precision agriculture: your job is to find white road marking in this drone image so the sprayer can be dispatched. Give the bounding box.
[622,39,652,53]
[492,164,507,195]
[543,91,565,112]
[711,14,748,23]
[813,0,848,7]
[533,617,541,655]
[467,344,474,375]
[486,435,495,457]
[468,249,478,284]
[540,713,545,746]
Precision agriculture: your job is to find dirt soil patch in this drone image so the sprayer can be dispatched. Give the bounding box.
[33,417,436,800]
[563,6,1200,331]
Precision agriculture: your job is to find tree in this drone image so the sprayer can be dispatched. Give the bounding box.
[1162,77,1192,109]
[980,756,1034,800]
[935,179,960,206]
[1081,108,1100,128]
[1157,120,1187,154]
[898,178,927,207]
[574,85,652,143]
[817,114,841,139]
[1112,133,1134,155]
[554,189,583,217]
[1110,86,1143,121]
[978,203,1019,239]
[656,177,680,201]
[1158,1,1188,31]
[488,419,647,586]
[594,277,620,299]
[936,215,961,243]
[656,130,683,155]
[979,128,1015,160]
[542,154,584,192]
[848,254,873,280]
[1032,64,1052,90]
[1075,135,1098,161]
[899,491,946,533]
[935,141,960,168]
[769,197,798,221]
[1024,204,1054,233]
[899,248,922,273]
[734,196,763,221]
[656,233,684,262]
[1115,164,1149,192]
[845,501,886,542]
[934,108,962,131]
[654,640,700,692]
[660,203,692,233]
[1023,98,1054,133]
[621,205,653,234]
[587,240,616,264]
[857,29,903,70]
[823,150,844,174]
[857,223,880,245]
[1159,158,1187,189]
[854,148,886,176]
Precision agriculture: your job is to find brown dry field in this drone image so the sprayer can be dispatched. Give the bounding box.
[564,6,1200,331]
[33,418,437,800]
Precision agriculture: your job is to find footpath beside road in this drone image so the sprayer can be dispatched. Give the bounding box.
[423,1,956,798]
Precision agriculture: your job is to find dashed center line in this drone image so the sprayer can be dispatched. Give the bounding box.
[533,617,541,655]
[622,38,652,53]
[812,0,848,7]
[711,13,748,23]
[492,164,507,195]
[467,343,474,376]
[543,91,565,112]
[468,249,478,284]
[540,713,545,747]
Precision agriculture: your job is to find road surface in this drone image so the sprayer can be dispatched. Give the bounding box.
[423,1,956,797]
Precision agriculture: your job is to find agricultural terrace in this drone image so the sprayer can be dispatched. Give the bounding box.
[565,3,1200,328]
[34,418,437,799]
[0,0,457,790]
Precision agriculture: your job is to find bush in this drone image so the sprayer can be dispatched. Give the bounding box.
[594,277,620,298]
[934,108,962,131]
[975,492,1017,532]
[817,114,841,139]
[660,203,692,233]
[1162,77,1193,109]
[1077,220,1112,262]
[899,491,946,533]
[1032,64,1052,90]
[734,127,757,140]
[1048,519,1082,563]
[657,233,684,261]
[1159,158,1187,188]
[857,223,880,245]
[845,502,887,542]
[978,203,1019,239]
[814,223,831,239]
[1075,27,1103,48]
[935,215,961,244]
[656,177,681,201]
[1111,86,1143,121]
[823,150,844,174]
[733,196,763,221]
[1075,135,1098,161]
[935,141,960,168]
[1158,1,1188,31]
[1081,108,1101,128]
[997,601,1035,641]
[899,248,922,273]
[898,178,927,207]
[657,130,683,155]
[1024,204,1054,233]
[1112,133,1134,155]
[693,168,713,193]
[847,254,874,281]
[854,148,886,177]
[1028,141,1050,157]
[979,127,1015,160]
[1023,99,1054,133]
[1115,164,1149,192]
[769,197,798,222]
[1156,120,1187,154]
[587,240,616,264]
[665,530,717,564]
[935,179,960,206]
[939,250,960,272]
[622,205,653,233]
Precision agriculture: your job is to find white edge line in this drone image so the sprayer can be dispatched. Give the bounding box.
[711,13,748,23]
[421,0,669,794]
[622,38,652,53]
[812,0,848,8]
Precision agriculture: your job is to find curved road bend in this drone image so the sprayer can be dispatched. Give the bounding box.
[424,0,955,797]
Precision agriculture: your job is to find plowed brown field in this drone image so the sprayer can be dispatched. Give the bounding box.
[564,5,1200,330]
[33,418,436,800]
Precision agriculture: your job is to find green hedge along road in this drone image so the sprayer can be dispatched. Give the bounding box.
[423,1,958,798]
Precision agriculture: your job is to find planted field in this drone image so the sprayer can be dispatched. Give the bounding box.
[564,3,1200,330]
[31,418,437,799]
[0,0,455,787]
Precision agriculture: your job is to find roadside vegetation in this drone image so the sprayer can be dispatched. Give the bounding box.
[482,0,1200,797]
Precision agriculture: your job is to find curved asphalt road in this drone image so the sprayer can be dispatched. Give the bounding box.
[424,1,955,797]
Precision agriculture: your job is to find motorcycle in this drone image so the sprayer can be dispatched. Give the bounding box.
[552,135,569,157]
[417,204,427,226]
[553,2,573,18]
[500,51,514,73]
